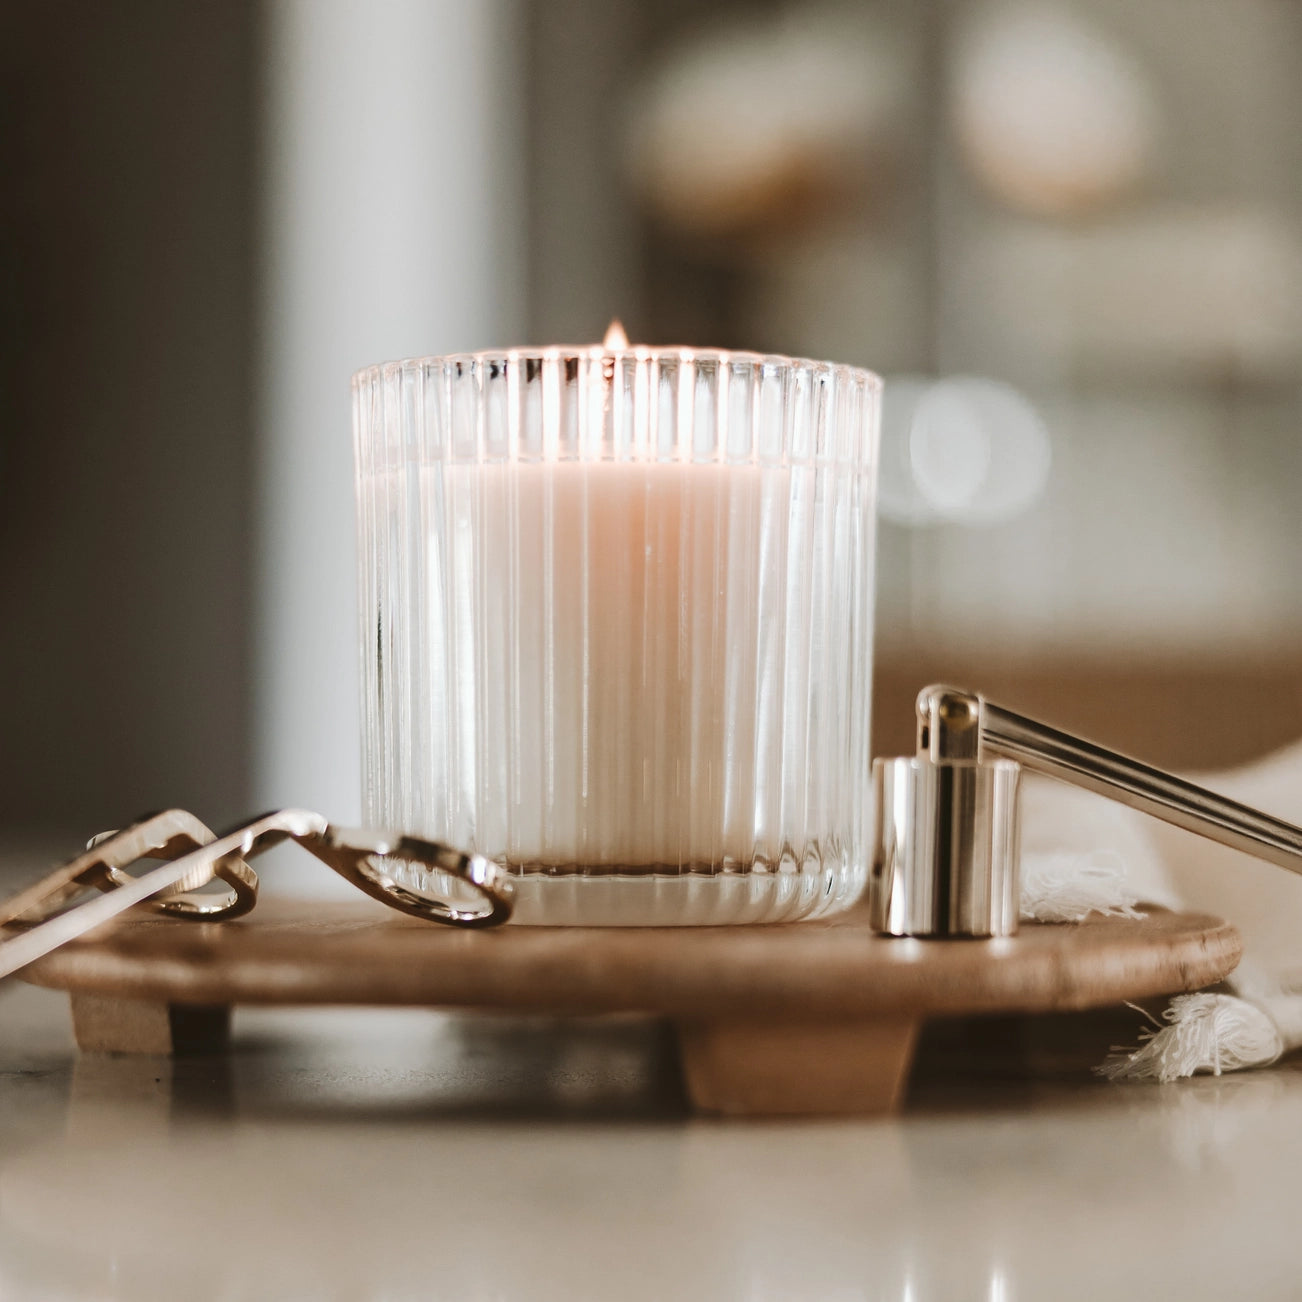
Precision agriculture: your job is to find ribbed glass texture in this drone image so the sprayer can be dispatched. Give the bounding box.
[354,347,880,924]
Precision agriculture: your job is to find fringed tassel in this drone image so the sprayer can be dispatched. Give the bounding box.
[1020,851,1143,924]
[1008,843,1288,1083]
[1097,993,1283,1083]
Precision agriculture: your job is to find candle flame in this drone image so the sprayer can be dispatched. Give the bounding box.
[603,320,630,349]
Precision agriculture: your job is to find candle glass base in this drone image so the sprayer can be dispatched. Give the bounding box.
[506,856,870,927]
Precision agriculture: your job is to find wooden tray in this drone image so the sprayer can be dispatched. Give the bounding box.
[18,899,1240,1116]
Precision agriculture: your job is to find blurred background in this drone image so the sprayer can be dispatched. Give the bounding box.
[2,0,1301,849]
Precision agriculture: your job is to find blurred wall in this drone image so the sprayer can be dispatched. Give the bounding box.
[257,0,525,829]
[534,0,1302,769]
[0,1,258,831]
[0,0,526,840]
[525,0,649,341]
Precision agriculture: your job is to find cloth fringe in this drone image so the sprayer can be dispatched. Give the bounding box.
[1096,993,1283,1082]
[1020,850,1143,924]
[1015,785,1294,1083]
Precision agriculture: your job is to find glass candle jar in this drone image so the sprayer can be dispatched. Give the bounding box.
[353,343,880,924]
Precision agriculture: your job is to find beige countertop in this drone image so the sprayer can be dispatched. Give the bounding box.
[2,973,1302,1301]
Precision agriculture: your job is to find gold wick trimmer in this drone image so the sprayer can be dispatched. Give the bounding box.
[0,809,514,983]
[872,685,1302,939]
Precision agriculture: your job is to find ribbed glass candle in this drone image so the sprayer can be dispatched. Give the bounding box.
[353,345,880,924]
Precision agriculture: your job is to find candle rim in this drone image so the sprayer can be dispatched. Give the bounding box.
[352,345,883,392]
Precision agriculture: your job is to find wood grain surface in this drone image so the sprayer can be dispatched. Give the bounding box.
[16,898,1240,1020]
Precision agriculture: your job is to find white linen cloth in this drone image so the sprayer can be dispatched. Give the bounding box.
[1018,748,1302,1080]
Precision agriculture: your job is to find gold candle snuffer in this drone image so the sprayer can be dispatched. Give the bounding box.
[873,685,1302,938]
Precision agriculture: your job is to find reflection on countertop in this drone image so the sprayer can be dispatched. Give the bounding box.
[3,982,1302,1301]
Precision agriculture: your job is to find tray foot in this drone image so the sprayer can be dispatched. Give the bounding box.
[70,993,231,1056]
[677,1017,917,1117]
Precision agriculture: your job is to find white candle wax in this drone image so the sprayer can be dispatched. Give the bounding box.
[427,459,795,869]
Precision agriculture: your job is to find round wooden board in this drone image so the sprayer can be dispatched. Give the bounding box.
[18,898,1240,1021]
